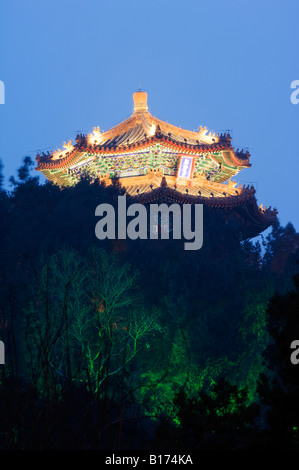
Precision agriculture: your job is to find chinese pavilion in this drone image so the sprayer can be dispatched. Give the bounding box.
[36,90,277,238]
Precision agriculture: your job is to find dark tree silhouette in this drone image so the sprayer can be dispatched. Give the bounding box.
[0,160,298,449]
[257,273,299,449]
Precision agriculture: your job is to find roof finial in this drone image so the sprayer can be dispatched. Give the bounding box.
[133,90,148,113]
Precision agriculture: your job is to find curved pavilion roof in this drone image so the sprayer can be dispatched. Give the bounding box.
[35,90,278,236]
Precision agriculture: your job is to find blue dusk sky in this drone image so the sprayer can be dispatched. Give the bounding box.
[0,0,298,232]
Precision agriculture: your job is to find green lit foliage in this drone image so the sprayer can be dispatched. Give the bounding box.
[130,225,298,421]
[237,292,270,399]
[153,378,259,449]
[23,248,161,398]
[138,325,195,419]
[71,248,161,395]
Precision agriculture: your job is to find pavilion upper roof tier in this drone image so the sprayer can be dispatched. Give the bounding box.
[83,90,242,150]
[36,91,251,170]
[96,90,220,146]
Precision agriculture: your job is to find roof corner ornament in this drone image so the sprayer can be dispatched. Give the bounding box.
[227,179,237,188]
[87,126,103,146]
[148,122,156,137]
[198,126,208,139]
[51,140,74,160]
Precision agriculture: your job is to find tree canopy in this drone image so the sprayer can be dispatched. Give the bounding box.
[0,159,298,449]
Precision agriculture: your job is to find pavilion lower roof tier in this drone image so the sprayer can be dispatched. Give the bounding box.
[117,171,276,216]
[124,174,278,238]
[37,165,277,236]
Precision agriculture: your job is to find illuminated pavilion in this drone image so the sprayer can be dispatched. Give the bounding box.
[36,90,277,238]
